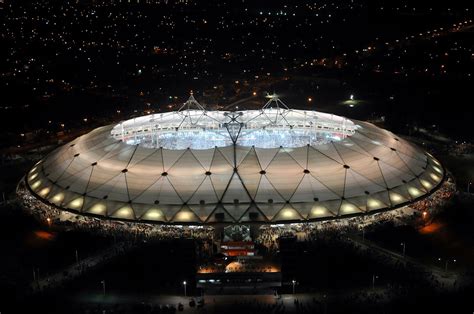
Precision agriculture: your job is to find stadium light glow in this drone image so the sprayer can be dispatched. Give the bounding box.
[311,206,327,217]
[38,187,50,197]
[367,198,382,209]
[52,193,64,203]
[68,198,83,209]
[89,203,106,215]
[144,209,163,220]
[420,179,432,189]
[408,187,422,197]
[340,203,358,213]
[115,207,133,218]
[390,192,404,204]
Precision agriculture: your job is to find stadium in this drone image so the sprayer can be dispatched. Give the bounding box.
[23,94,445,225]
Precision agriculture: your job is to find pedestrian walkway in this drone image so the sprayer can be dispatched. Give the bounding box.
[346,235,459,291]
[30,241,135,293]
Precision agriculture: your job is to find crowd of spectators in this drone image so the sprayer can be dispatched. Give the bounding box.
[16,176,455,254]
[408,178,455,214]
[255,178,455,252]
[255,207,414,253]
[16,183,215,244]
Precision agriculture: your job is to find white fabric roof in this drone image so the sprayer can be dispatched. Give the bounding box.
[27,109,444,224]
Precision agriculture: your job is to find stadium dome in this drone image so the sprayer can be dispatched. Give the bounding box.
[25,95,445,224]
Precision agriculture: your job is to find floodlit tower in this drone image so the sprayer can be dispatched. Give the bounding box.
[176,91,207,128]
[261,93,292,127]
[263,93,290,111]
[178,90,206,112]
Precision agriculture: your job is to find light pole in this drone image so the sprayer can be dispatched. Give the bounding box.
[439,258,456,271]
[183,281,187,297]
[292,280,296,294]
[46,217,51,227]
[35,268,40,289]
[372,274,378,289]
[323,294,327,314]
[422,211,428,226]
[101,280,106,297]
[400,242,406,257]
[75,249,79,264]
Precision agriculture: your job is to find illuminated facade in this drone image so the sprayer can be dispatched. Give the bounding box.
[25,95,444,224]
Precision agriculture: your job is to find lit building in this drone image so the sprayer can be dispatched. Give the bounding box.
[25,95,444,224]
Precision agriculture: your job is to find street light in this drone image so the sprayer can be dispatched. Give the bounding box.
[400,242,406,257]
[372,274,378,289]
[323,294,327,314]
[438,258,456,271]
[292,279,296,294]
[46,217,51,227]
[422,211,428,225]
[183,280,187,296]
[101,280,106,296]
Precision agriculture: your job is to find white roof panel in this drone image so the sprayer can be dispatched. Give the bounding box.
[28,108,444,223]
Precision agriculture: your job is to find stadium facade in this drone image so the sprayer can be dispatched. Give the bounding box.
[25,95,445,224]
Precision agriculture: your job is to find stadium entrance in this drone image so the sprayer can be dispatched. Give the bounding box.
[197,225,282,293]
